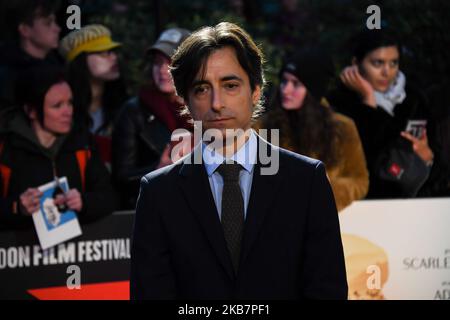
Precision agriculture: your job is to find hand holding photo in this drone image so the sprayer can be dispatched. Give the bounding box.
[32,177,82,250]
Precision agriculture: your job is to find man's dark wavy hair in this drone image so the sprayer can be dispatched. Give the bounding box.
[170,22,266,122]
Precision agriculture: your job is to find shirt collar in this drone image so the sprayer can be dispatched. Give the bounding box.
[202,129,257,176]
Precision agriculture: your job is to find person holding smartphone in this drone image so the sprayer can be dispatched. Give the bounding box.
[327,29,434,198]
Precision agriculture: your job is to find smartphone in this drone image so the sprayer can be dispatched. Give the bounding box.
[405,120,427,139]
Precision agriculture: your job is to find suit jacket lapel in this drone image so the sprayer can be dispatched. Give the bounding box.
[178,147,236,280]
[241,136,281,265]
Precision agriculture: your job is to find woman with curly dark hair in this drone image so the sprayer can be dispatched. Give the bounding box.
[255,48,369,211]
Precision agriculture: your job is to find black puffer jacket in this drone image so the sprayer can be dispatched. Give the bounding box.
[0,110,118,230]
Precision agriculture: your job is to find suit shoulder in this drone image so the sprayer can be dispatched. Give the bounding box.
[141,160,183,187]
[256,133,322,171]
[280,147,322,170]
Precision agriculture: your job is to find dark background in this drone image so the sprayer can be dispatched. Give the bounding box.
[1,0,449,116]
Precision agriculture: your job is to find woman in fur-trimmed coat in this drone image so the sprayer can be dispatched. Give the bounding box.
[254,48,368,211]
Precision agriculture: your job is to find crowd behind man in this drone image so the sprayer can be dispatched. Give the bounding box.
[0,0,449,231]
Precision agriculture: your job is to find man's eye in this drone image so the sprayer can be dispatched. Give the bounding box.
[194,86,208,95]
[225,83,239,90]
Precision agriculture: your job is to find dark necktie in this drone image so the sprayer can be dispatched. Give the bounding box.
[216,161,244,274]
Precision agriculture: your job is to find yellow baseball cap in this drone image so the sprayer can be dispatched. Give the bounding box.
[59,24,122,62]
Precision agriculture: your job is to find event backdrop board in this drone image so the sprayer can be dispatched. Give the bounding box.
[1,199,449,300]
[339,198,450,300]
[0,212,133,300]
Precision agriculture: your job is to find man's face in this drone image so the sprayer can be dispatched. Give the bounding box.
[187,46,260,135]
[21,13,61,51]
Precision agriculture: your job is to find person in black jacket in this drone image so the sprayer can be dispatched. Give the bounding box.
[327,29,434,198]
[418,80,450,197]
[0,0,63,110]
[131,22,347,300]
[0,66,117,230]
[112,28,192,209]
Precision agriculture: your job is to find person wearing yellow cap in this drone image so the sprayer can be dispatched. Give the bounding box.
[59,24,128,168]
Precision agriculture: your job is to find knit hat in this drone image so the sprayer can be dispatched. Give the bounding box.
[280,47,335,101]
[59,24,121,62]
[147,28,191,59]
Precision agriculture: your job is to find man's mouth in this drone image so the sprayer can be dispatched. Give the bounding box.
[208,117,232,122]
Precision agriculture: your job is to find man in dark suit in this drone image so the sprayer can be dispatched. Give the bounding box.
[130,22,348,300]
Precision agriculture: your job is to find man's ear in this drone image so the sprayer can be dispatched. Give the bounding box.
[252,85,262,106]
[18,23,31,39]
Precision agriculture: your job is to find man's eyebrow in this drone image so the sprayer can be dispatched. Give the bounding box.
[192,80,209,87]
[221,75,243,82]
[191,75,243,87]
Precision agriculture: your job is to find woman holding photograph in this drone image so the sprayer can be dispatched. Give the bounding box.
[0,66,116,230]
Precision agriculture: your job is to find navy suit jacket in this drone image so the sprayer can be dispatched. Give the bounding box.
[130,135,348,299]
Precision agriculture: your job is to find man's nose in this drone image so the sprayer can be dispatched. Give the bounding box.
[211,88,223,112]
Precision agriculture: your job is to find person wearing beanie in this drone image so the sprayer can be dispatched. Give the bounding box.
[59,24,129,168]
[112,27,193,209]
[254,47,369,212]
